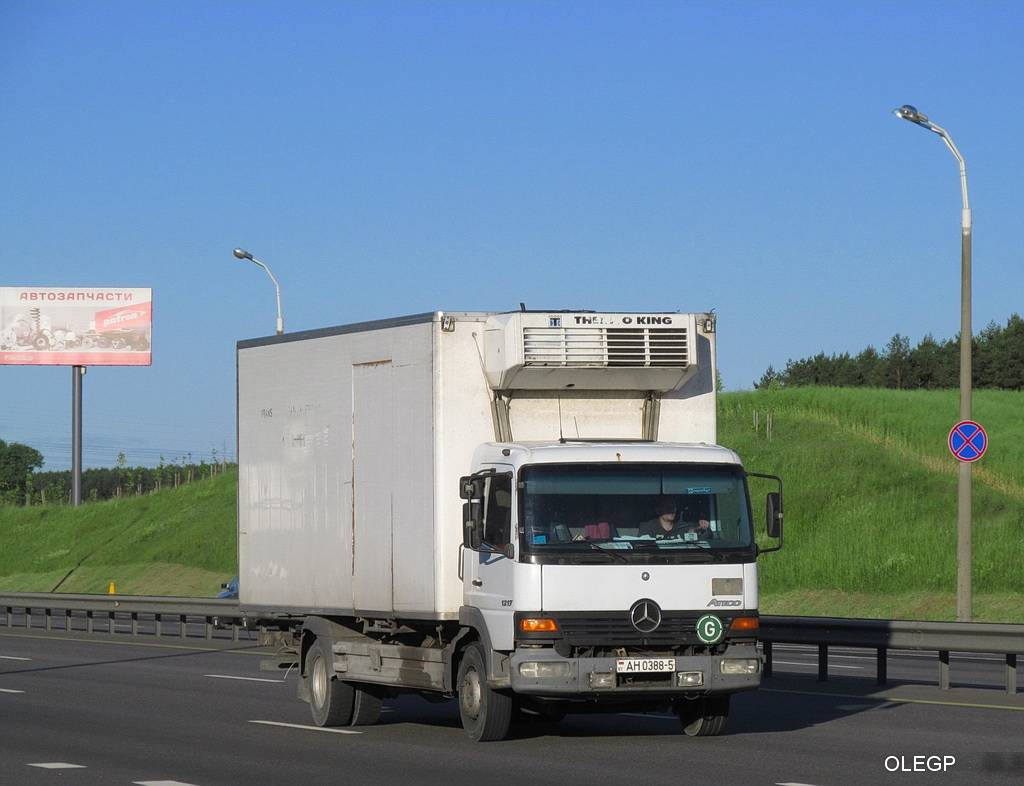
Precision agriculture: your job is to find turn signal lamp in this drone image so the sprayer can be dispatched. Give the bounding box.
[520,618,559,633]
[729,616,759,631]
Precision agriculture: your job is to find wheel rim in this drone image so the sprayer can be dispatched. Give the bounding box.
[460,665,482,721]
[311,653,328,710]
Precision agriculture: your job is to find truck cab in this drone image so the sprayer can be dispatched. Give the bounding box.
[460,440,780,738]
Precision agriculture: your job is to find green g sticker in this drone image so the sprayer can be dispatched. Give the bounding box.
[696,614,724,644]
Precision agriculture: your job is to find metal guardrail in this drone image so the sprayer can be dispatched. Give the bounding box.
[761,615,1023,694]
[0,592,257,642]
[2,595,1020,694]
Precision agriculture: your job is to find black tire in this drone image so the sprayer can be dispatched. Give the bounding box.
[677,694,730,737]
[349,684,383,726]
[457,643,513,742]
[308,638,354,727]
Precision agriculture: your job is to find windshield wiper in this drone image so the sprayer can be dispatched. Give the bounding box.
[581,540,629,563]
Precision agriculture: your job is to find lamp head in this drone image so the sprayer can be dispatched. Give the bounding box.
[893,105,929,125]
[233,248,253,260]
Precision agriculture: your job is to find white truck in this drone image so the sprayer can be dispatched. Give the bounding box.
[236,309,783,742]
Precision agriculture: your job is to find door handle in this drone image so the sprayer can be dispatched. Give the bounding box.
[472,578,483,587]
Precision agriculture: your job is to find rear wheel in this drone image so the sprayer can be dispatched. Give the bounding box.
[457,643,513,742]
[677,694,730,737]
[308,638,353,727]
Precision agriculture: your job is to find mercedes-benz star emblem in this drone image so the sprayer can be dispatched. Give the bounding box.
[629,599,662,633]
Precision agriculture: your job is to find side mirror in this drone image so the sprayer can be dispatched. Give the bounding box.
[766,491,783,539]
[460,475,486,550]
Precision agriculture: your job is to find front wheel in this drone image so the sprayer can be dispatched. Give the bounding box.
[308,638,354,727]
[677,694,730,737]
[457,643,513,742]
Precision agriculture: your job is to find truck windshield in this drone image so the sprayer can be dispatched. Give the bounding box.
[519,463,754,562]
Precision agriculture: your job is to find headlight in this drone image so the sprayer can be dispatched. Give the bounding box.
[519,661,571,679]
[720,658,760,675]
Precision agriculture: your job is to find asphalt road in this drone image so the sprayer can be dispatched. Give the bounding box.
[2,629,1022,786]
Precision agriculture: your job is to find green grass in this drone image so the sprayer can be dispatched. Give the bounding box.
[0,468,237,596]
[1,388,1021,620]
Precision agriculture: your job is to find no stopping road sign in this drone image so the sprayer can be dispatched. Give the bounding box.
[949,420,988,462]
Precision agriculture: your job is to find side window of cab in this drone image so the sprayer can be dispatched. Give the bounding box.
[483,473,512,548]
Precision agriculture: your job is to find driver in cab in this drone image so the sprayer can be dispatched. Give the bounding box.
[638,498,711,539]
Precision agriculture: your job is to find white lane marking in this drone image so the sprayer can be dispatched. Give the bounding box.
[205,674,285,683]
[134,781,200,786]
[29,763,87,769]
[1,688,26,693]
[0,655,31,661]
[250,720,361,734]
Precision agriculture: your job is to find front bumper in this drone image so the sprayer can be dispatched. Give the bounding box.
[509,644,762,696]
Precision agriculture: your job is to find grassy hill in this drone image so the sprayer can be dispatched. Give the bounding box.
[1,387,1021,620]
[720,387,1024,622]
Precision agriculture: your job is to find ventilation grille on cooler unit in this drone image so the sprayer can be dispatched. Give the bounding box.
[522,325,689,368]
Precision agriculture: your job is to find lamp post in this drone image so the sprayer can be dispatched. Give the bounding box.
[892,105,973,621]
[233,248,284,335]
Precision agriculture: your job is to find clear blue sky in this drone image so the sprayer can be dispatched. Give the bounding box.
[2,1,1022,470]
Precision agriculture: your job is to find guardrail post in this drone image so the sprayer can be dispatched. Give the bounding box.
[817,643,828,681]
[939,650,950,690]
[876,647,887,686]
[1007,654,1018,695]
[763,641,773,678]
[25,607,32,630]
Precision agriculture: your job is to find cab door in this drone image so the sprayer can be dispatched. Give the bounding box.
[462,466,516,647]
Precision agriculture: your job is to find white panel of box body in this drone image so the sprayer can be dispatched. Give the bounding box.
[238,314,496,619]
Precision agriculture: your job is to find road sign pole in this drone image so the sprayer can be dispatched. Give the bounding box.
[958,199,973,623]
[957,460,971,622]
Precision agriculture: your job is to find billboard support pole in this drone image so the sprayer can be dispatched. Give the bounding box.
[71,366,85,506]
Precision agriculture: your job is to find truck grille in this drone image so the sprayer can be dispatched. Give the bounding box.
[554,611,705,647]
[522,326,689,369]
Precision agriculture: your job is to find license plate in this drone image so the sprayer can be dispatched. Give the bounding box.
[616,658,675,673]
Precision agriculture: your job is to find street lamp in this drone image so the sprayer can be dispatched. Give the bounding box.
[233,248,284,335]
[892,105,973,621]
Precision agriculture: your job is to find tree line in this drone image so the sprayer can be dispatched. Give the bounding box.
[756,314,1024,391]
[0,442,233,506]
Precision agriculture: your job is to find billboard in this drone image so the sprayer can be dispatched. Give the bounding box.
[1,287,152,366]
